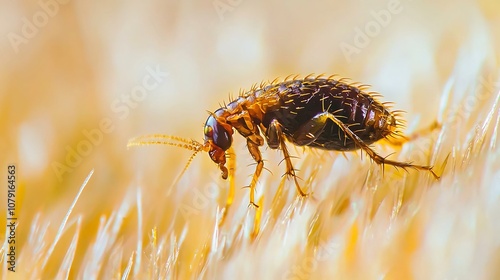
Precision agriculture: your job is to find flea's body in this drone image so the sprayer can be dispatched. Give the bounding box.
[220,78,397,151]
[129,75,438,220]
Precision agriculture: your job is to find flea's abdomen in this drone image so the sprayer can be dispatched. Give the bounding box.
[261,78,397,151]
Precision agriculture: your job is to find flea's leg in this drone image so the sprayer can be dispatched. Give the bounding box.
[386,120,441,146]
[219,146,236,226]
[246,138,264,208]
[266,119,308,197]
[293,112,439,179]
[227,110,266,207]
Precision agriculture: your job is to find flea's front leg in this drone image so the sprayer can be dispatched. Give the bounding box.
[219,146,235,226]
[227,110,265,207]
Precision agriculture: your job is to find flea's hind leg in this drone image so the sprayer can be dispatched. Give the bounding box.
[266,119,308,197]
[295,112,439,179]
[386,120,441,147]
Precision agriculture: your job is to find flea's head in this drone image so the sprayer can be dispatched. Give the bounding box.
[203,110,233,179]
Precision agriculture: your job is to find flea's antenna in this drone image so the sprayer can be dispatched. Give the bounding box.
[167,149,200,195]
[127,134,208,194]
[127,134,206,152]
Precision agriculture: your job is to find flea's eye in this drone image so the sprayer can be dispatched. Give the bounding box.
[204,116,232,151]
[204,126,213,138]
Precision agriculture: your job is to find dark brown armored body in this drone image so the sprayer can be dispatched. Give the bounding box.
[255,78,397,151]
[199,76,436,208]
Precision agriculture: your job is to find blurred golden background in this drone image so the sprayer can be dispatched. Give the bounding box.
[1,0,499,279]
